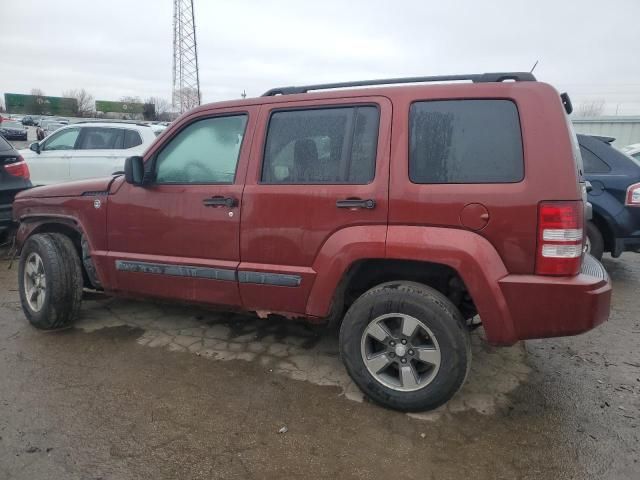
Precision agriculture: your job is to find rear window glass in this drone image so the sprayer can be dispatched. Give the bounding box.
[580,146,610,174]
[0,135,11,151]
[409,100,524,184]
[124,129,143,148]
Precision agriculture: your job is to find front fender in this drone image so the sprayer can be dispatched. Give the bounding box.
[13,194,109,286]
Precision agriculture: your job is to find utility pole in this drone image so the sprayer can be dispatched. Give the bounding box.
[172,0,201,114]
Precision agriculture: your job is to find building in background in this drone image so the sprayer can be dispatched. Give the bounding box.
[572,116,640,147]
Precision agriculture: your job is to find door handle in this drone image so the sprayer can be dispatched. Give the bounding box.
[203,196,238,208]
[336,198,376,209]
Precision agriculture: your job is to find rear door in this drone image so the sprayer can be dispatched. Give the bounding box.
[70,127,126,180]
[239,97,391,314]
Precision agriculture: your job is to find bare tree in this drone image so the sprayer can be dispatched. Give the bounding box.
[173,87,200,113]
[62,88,95,116]
[30,88,45,97]
[0,99,5,113]
[144,96,171,121]
[576,99,605,118]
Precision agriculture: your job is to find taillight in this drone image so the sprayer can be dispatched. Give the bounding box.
[625,182,640,206]
[536,201,584,276]
[4,156,30,180]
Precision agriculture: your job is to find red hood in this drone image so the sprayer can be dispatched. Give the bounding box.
[16,176,120,199]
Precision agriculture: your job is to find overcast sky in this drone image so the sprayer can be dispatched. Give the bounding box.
[2,0,640,114]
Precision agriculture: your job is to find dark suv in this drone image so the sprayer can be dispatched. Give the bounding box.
[580,134,640,260]
[11,72,611,412]
[1,136,31,241]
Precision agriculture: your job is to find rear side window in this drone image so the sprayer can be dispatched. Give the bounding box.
[261,106,379,184]
[409,100,524,183]
[77,127,124,150]
[124,129,143,148]
[580,146,610,174]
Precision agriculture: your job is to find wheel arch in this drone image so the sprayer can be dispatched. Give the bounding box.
[17,216,99,288]
[590,210,615,254]
[306,225,517,345]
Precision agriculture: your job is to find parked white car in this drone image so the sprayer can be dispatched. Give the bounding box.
[621,143,640,161]
[21,122,157,186]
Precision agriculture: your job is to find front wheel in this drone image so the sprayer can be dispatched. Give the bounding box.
[18,233,83,330]
[339,281,471,412]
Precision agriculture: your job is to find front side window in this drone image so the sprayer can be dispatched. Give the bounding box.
[77,127,124,150]
[261,106,379,184]
[42,128,80,151]
[155,115,248,184]
[410,100,524,184]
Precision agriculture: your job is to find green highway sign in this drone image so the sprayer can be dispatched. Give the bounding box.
[4,93,78,116]
[95,100,145,114]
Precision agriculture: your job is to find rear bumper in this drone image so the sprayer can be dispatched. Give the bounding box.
[497,255,611,343]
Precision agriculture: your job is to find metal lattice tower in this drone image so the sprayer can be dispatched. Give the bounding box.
[172,0,201,113]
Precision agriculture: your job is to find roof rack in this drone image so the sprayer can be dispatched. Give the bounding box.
[262,72,536,96]
[73,120,151,127]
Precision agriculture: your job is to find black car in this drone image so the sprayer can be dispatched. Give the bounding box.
[0,135,32,240]
[21,115,37,126]
[0,120,28,141]
[581,134,640,260]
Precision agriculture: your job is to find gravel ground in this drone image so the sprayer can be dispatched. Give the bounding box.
[0,251,638,479]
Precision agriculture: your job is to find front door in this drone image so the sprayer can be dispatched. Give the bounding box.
[29,126,81,185]
[106,108,256,306]
[240,97,391,314]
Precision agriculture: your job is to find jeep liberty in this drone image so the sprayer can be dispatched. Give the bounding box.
[12,72,612,411]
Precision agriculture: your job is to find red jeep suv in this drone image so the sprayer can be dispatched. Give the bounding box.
[12,72,611,411]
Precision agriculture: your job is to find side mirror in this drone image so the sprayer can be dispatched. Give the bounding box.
[29,142,41,154]
[124,155,145,185]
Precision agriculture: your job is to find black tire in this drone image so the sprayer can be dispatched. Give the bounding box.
[18,233,83,330]
[586,221,604,261]
[339,281,471,412]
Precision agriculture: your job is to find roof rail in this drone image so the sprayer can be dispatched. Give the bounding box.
[73,120,151,127]
[262,72,536,96]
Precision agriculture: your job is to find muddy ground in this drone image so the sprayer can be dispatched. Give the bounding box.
[0,253,638,479]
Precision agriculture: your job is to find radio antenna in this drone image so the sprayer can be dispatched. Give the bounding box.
[530,60,539,73]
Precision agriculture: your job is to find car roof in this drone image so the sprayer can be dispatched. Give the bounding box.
[622,143,640,154]
[185,79,556,119]
[64,122,152,131]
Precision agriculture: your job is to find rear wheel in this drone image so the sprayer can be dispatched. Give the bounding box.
[586,221,604,261]
[18,233,83,330]
[339,281,471,412]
